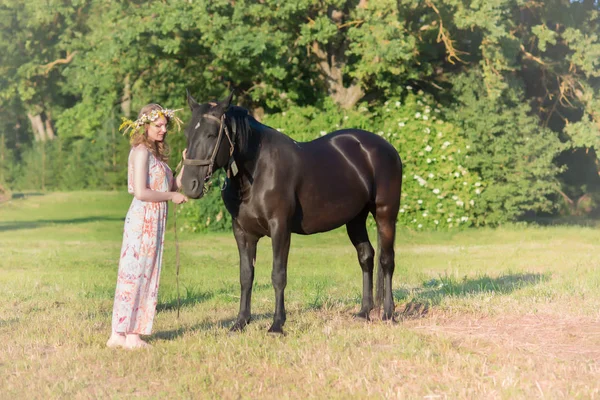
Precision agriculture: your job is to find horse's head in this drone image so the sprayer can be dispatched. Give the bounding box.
[181,91,234,199]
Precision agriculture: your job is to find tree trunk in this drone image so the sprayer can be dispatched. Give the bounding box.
[27,109,56,141]
[121,74,131,117]
[45,111,55,140]
[27,113,45,142]
[311,42,365,109]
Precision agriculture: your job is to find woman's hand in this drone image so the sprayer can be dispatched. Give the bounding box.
[182,148,187,160]
[171,192,188,204]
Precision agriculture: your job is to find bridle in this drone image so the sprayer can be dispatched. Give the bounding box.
[182,113,236,190]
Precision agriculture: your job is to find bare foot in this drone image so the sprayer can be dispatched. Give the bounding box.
[106,333,126,348]
[124,334,151,349]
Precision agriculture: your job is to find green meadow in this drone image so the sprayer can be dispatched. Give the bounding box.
[1,192,599,399]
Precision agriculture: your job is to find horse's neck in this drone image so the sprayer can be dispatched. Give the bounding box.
[230,124,262,187]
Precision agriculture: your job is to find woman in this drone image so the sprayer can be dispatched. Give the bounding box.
[106,103,187,349]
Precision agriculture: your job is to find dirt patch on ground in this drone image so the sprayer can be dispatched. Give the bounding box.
[406,310,600,363]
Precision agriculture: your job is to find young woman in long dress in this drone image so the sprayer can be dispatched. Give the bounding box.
[106,104,187,349]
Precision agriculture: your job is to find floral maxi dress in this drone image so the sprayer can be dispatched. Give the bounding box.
[111,145,173,335]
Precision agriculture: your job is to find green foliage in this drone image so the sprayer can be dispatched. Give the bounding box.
[385,92,482,230]
[449,71,565,224]
[176,171,232,233]
[2,0,599,224]
[8,136,130,191]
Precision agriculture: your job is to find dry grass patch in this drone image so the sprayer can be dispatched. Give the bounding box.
[406,309,600,397]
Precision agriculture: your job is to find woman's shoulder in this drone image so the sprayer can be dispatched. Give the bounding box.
[131,143,149,153]
[129,144,151,162]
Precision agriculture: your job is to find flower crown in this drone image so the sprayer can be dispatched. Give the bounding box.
[119,107,183,137]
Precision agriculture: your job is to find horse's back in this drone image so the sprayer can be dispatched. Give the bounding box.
[289,129,402,234]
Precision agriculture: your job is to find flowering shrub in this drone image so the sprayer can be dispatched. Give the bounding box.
[180,90,484,232]
[382,93,483,230]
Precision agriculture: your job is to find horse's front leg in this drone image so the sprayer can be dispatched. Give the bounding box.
[230,220,259,332]
[268,220,291,334]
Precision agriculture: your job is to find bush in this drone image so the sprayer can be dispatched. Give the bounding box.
[449,71,565,224]
[175,170,233,233]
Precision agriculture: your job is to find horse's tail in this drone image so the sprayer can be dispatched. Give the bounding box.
[375,228,384,310]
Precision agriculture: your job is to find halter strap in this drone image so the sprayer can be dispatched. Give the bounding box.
[182,114,236,184]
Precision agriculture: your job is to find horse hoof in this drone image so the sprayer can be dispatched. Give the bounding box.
[230,320,248,332]
[354,310,371,321]
[267,325,285,335]
[382,314,397,323]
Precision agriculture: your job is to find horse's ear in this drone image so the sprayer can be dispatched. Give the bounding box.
[186,89,198,111]
[218,90,234,110]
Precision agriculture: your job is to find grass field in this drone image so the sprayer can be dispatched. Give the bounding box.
[1,191,599,399]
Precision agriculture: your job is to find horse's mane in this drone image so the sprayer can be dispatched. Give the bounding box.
[226,106,260,157]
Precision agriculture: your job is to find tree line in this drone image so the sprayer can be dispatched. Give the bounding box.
[1,0,599,227]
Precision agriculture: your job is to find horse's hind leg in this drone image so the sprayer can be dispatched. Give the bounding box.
[374,208,397,321]
[346,209,375,320]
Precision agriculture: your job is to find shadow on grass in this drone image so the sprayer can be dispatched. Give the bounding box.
[151,313,273,341]
[156,287,215,312]
[522,215,600,227]
[0,216,124,232]
[392,272,549,319]
[0,317,20,328]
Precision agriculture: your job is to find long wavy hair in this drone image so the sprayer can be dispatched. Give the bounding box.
[130,103,171,162]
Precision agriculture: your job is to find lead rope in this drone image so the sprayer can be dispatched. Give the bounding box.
[174,160,183,320]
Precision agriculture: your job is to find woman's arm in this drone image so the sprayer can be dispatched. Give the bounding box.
[131,146,175,202]
[171,148,186,191]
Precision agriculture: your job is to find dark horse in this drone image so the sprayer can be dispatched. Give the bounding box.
[181,92,403,334]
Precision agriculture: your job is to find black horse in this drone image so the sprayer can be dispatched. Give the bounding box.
[181,92,402,334]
